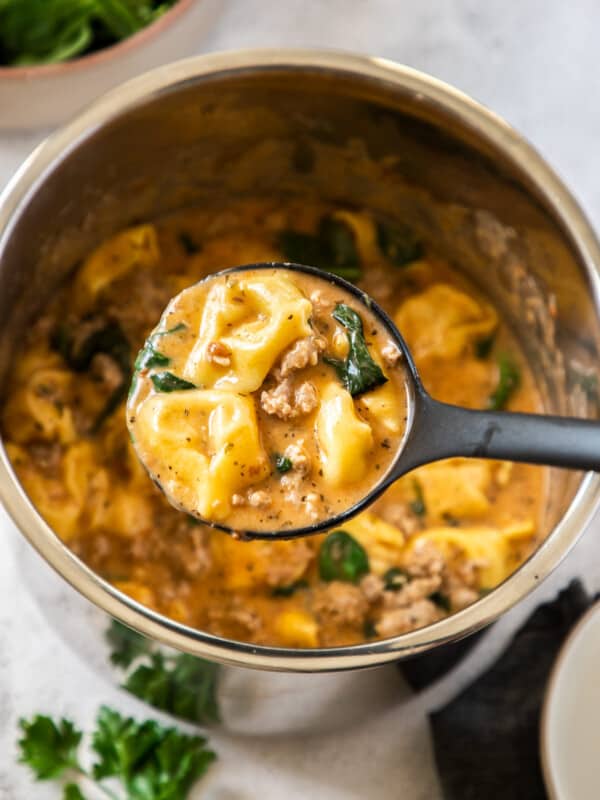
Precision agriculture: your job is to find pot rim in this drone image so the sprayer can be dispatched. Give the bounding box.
[1,48,600,672]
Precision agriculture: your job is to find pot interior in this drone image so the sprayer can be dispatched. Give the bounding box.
[1,61,599,636]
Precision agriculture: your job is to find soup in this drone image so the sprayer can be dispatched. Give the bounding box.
[127,267,408,532]
[2,200,546,647]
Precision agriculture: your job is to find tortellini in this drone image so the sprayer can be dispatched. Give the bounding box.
[403,519,535,588]
[183,273,313,393]
[74,225,160,307]
[395,283,498,362]
[315,382,374,488]
[414,458,493,520]
[133,389,269,521]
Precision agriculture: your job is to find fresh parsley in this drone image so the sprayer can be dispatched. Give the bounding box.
[106,621,220,725]
[278,214,362,280]
[63,784,86,800]
[488,354,521,410]
[106,619,152,669]
[18,706,215,800]
[324,303,388,396]
[18,716,82,779]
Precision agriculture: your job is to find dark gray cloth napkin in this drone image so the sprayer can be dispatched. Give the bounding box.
[399,580,592,800]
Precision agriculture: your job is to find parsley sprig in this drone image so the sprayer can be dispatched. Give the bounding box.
[18,706,215,800]
[106,621,220,725]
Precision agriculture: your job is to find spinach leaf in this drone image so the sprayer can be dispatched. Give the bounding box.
[0,1,179,67]
[135,342,171,371]
[319,530,370,583]
[324,303,388,396]
[376,220,423,266]
[52,319,131,429]
[151,372,196,392]
[134,323,187,373]
[52,319,130,374]
[488,354,521,410]
[278,214,361,280]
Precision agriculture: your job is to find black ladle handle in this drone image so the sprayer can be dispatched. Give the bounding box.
[393,393,600,479]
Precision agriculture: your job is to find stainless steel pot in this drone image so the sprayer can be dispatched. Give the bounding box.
[1,49,600,672]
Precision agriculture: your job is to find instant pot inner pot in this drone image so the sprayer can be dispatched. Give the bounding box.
[1,67,598,544]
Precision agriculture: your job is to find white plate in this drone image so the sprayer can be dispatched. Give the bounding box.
[541,599,600,799]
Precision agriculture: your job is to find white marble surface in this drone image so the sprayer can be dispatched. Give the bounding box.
[3,1,600,797]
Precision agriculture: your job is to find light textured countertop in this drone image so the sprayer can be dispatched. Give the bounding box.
[3,2,600,797]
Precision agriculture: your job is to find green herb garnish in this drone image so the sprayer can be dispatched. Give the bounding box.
[278,214,361,280]
[0,1,179,67]
[271,579,309,597]
[319,530,370,583]
[92,706,215,797]
[52,319,131,429]
[18,716,82,779]
[324,303,388,396]
[124,653,220,725]
[151,372,196,392]
[410,479,426,517]
[18,706,215,799]
[429,591,451,612]
[488,354,521,410]
[133,323,187,374]
[63,784,86,800]
[376,220,423,267]
[273,453,293,474]
[106,621,220,725]
[106,620,152,669]
[135,344,171,371]
[382,566,409,591]
[363,619,378,639]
